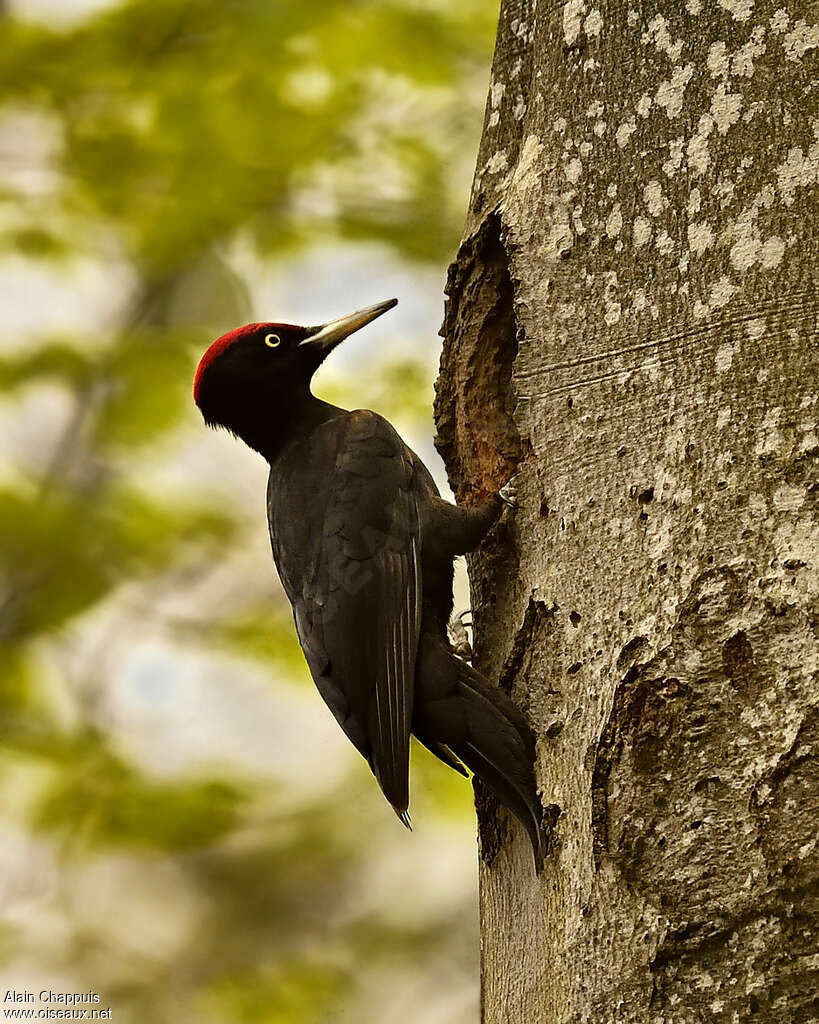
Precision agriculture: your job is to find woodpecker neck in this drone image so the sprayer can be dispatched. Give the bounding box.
[230,388,344,464]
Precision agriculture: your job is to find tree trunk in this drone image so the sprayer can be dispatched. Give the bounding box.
[434,1,818,1020]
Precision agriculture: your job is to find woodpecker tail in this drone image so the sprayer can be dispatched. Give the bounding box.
[414,637,545,868]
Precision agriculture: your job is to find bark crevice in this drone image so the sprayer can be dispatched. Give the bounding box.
[435,210,522,503]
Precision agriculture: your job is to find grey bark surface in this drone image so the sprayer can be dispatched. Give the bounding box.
[434,1,818,1021]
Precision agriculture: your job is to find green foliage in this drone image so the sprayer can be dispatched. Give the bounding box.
[2,226,69,258]
[0,483,233,641]
[213,603,308,679]
[321,354,437,424]
[0,0,494,1019]
[90,329,203,449]
[0,0,494,274]
[27,731,243,850]
[204,962,350,1024]
[412,739,476,821]
[0,645,36,715]
[0,342,93,391]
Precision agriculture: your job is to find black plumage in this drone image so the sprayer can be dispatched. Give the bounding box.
[194,299,544,865]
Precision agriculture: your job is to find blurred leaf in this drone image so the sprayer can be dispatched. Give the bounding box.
[213,604,307,680]
[0,483,234,640]
[412,739,475,822]
[0,644,36,715]
[0,1,492,1019]
[2,227,69,259]
[29,731,244,850]
[0,0,494,271]
[0,343,93,391]
[204,962,350,1024]
[322,355,436,426]
[91,329,198,449]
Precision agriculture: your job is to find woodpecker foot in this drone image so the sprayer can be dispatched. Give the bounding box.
[447,609,473,661]
[498,475,520,510]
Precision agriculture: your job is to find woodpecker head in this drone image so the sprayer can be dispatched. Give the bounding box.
[194,298,397,454]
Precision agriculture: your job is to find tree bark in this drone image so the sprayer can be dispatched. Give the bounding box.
[434,1,818,1020]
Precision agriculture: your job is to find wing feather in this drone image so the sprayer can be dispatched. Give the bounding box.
[268,410,421,813]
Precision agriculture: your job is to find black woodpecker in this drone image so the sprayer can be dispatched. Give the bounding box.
[194,299,544,865]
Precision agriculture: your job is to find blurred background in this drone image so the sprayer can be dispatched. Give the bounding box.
[0,1,496,1020]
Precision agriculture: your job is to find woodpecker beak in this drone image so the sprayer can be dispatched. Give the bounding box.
[300,298,398,353]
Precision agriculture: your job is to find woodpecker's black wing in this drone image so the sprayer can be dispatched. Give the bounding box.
[267,409,422,818]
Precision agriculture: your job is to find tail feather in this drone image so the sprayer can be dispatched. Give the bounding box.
[414,640,545,869]
[461,739,544,868]
[395,807,413,830]
[417,737,469,777]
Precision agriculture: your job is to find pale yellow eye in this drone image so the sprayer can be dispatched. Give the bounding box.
[265,333,281,348]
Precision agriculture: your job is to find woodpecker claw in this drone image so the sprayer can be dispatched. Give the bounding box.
[448,609,474,660]
[498,475,520,509]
